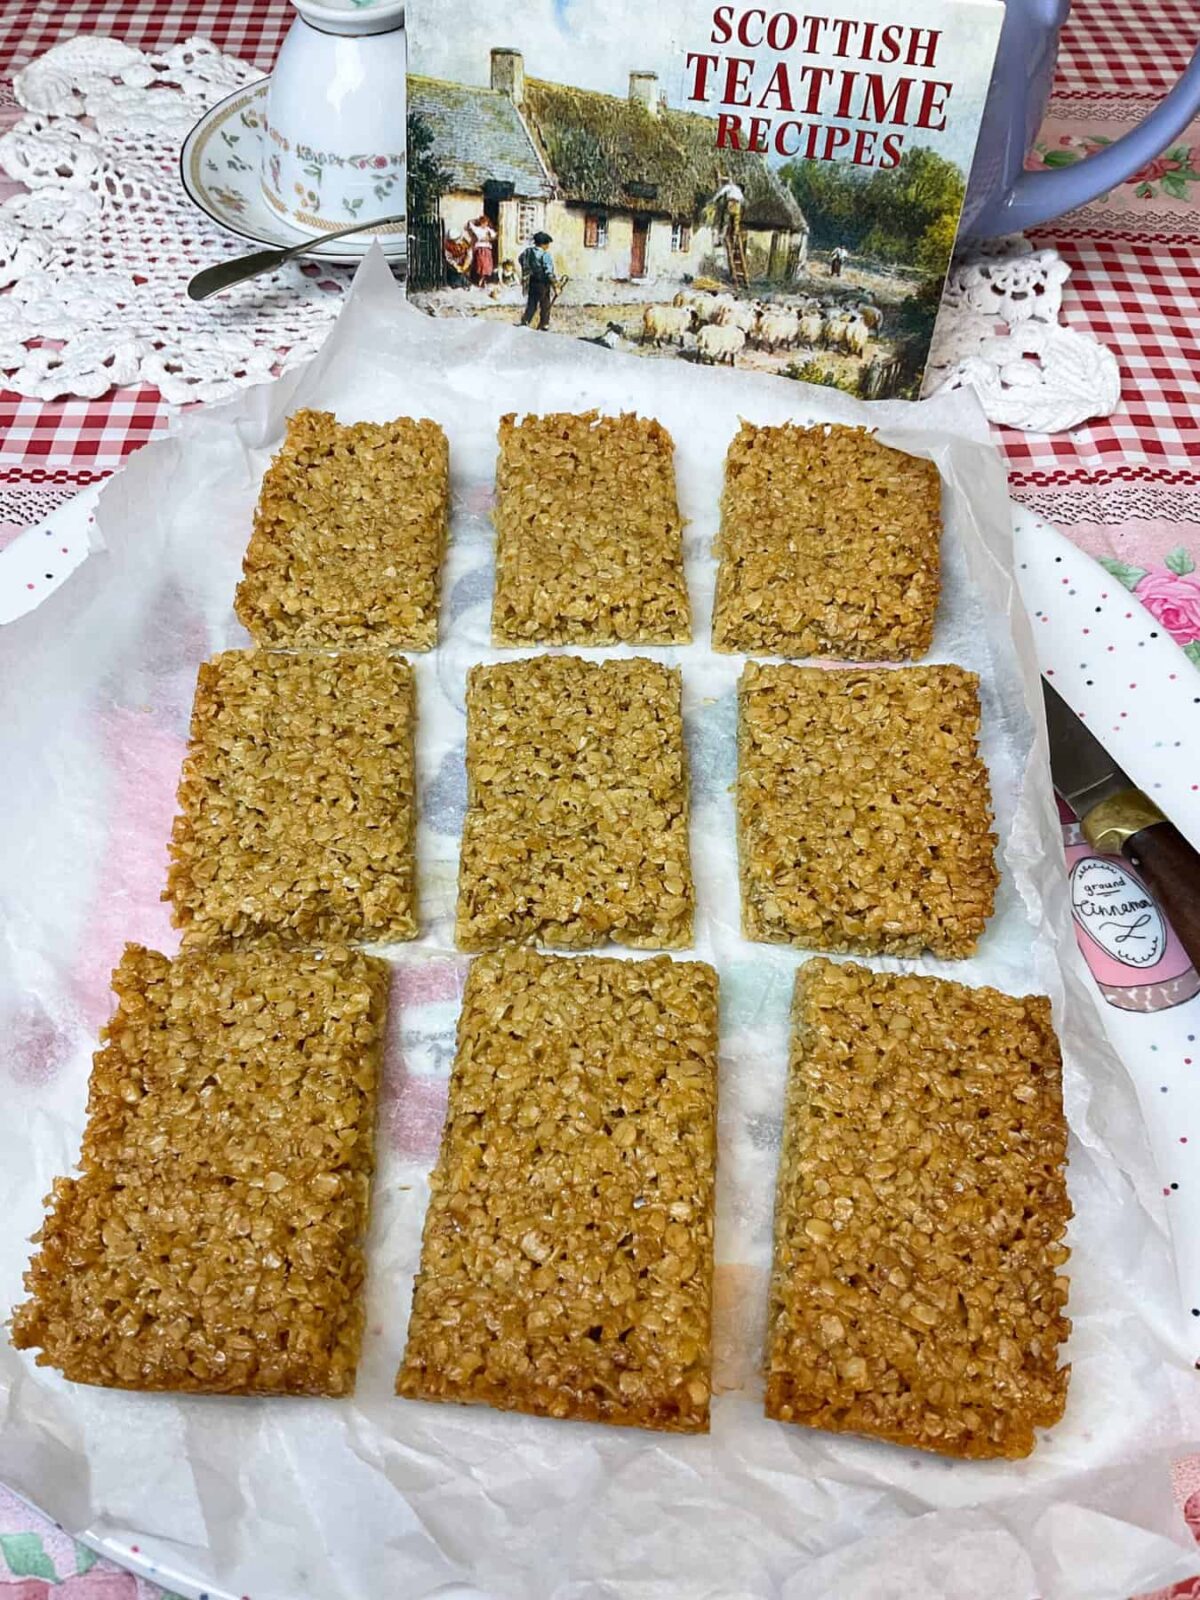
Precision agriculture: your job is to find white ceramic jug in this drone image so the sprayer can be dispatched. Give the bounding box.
[262,0,407,237]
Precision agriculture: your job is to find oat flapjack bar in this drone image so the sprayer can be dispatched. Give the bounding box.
[234,408,449,649]
[456,655,694,950]
[397,948,718,1431]
[765,960,1071,1459]
[737,662,998,957]
[712,422,941,660]
[491,411,690,645]
[11,943,389,1395]
[166,649,417,947]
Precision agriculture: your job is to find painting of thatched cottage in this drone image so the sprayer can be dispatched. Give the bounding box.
[408,49,808,289]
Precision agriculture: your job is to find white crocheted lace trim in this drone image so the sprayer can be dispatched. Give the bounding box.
[926,234,1121,434]
[0,35,349,404]
[1049,205,1200,240]
[0,479,95,529]
[1045,92,1157,124]
[1012,484,1200,525]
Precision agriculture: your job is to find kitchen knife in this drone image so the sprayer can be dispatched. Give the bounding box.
[1042,678,1200,969]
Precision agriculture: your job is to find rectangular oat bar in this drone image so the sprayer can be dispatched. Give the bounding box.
[766,959,1071,1459]
[397,948,719,1432]
[11,943,389,1395]
[737,662,998,958]
[491,411,690,645]
[234,408,449,649]
[166,649,417,947]
[712,422,941,660]
[456,655,693,950]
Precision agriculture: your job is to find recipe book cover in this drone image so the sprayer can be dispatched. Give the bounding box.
[404,0,1004,399]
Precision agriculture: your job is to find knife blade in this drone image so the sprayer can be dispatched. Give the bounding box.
[1042,678,1200,969]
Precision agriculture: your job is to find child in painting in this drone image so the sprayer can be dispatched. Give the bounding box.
[518,232,557,330]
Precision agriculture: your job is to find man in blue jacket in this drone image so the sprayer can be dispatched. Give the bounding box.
[519,232,556,331]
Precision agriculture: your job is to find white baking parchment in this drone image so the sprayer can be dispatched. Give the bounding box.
[2,250,1199,1600]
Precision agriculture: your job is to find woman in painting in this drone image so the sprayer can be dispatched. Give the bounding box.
[443,229,472,287]
[468,214,497,285]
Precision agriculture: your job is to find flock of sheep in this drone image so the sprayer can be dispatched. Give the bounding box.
[641,291,884,366]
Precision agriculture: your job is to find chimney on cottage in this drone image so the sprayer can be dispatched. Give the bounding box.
[491,47,525,107]
[629,71,659,116]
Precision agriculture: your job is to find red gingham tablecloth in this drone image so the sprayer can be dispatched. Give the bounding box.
[1012,0,1200,541]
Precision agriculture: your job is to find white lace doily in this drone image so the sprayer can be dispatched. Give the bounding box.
[0,35,349,404]
[926,235,1121,433]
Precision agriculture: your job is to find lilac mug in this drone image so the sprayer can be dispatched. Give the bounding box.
[963,0,1200,237]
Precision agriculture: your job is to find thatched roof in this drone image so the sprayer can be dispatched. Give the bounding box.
[521,78,806,230]
[665,108,807,230]
[409,76,551,198]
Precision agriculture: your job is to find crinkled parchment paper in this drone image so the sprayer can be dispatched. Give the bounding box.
[2,251,1199,1600]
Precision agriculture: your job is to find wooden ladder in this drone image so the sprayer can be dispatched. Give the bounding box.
[725,221,750,290]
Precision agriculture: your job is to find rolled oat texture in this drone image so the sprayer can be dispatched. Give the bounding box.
[766,959,1071,1459]
[10,943,389,1395]
[166,648,418,948]
[492,410,691,645]
[712,422,941,660]
[397,948,719,1431]
[457,654,694,950]
[234,408,449,649]
[737,661,998,957]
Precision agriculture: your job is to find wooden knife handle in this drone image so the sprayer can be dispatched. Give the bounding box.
[1123,822,1200,971]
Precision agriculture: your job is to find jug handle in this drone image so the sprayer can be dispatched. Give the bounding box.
[996,44,1200,234]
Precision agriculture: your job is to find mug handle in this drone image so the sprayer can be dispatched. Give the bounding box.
[992,43,1200,234]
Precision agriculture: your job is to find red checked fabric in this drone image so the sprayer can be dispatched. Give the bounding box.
[1007,246,1200,473]
[1055,0,1195,94]
[0,0,293,76]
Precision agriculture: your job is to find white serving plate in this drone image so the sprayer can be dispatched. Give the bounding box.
[2,496,1196,1600]
[2,271,1198,1599]
[5,493,1199,1600]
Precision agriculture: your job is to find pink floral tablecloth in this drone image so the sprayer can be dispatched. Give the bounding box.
[0,1489,170,1599]
[2,0,1200,1595]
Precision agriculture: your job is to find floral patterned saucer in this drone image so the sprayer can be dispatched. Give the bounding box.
[180,80,407,263]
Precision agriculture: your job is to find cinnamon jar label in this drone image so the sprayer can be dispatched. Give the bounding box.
[1063,820,1199,1012]
[1070,856,1167,969]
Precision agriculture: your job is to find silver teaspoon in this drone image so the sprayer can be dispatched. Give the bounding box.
[186,213,407,301]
